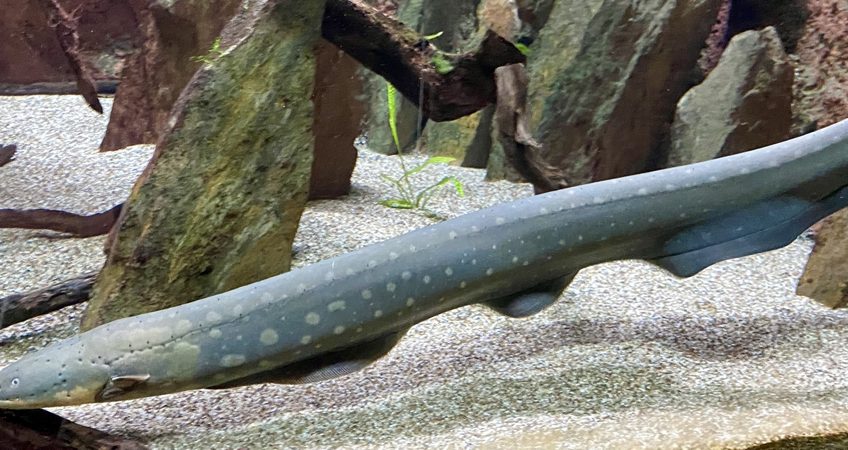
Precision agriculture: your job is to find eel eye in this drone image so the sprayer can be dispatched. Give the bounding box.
[10,378,19,387]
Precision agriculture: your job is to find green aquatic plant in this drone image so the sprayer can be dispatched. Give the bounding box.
[190,37,224,64]
[513,42,531,56]
[430,52,455,75]
[380,83,465,212]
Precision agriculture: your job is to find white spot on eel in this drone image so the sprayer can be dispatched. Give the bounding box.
[327,300,346,312]
[175,319,193,334]
[305,312,321,325]
[220,354,246,368]
[260,329,279,346]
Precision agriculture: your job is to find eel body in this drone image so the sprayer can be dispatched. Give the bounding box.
[0,120,846,408]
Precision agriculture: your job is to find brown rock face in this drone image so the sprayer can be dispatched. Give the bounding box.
[0,0,136,89]
[666,27,793,166]
[535,0,722,185]
[309,39,367,200]
[797,210,848,308]
[792,0,848,131]
[98,0,242,151]
[793,0,848,307]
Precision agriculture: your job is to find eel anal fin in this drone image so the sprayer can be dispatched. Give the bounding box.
[209,331,407,388]
[650,185,848,278]
[483,273,576,318]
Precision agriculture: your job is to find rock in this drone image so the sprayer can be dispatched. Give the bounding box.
[98,0,242,152]
[309,39,367,200]
[532,0,722,185]
[666,27,793,166]
[82,0,325,329]
[0,0,136,91]
[486,0,602,181]
[792,0,848,133]
[797,210,848,308]
[792,0,848,309]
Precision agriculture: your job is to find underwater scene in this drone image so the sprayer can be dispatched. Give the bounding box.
[1,0,848,448]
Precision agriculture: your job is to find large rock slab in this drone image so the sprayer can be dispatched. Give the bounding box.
[666,27,793,166]
[532,0,721,185]
[82,0,325,329]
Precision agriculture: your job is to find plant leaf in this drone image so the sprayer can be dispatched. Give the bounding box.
[380,198,415,209]
[404,156,457,178]
[423,31,444,41]
[386,83,401,152]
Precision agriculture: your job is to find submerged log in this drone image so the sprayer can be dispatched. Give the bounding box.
[322,0,526,122]
[0,408,147,449]
[0,273,95,329]
[0,205,122,238]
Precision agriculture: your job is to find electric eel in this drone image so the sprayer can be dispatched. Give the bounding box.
[1,120,847,409]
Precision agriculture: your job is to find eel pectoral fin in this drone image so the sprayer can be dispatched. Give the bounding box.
[96,374,151,401]
[483,273,576,318]
[649,185,848,278]
[208,330,407,389]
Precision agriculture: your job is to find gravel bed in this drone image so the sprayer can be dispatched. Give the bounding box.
[2,95,848,449]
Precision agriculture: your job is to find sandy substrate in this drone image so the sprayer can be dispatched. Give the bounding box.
[2,96,848,449]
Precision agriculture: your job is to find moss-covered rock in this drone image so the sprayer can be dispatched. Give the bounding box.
[82,0,325,329]
[533,0,721,185]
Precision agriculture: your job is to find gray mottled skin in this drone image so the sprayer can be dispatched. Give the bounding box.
[1,120,847,408]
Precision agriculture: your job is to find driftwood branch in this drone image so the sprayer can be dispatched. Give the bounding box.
[0,407,147,449]
[322,0,526,122]
[493,64,569,194]
[0,273,96,329]
[0,145,16,167]
[0,204,122,237]
[44,0,103,114]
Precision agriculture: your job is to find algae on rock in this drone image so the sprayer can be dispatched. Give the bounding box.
[82,0,325,329]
